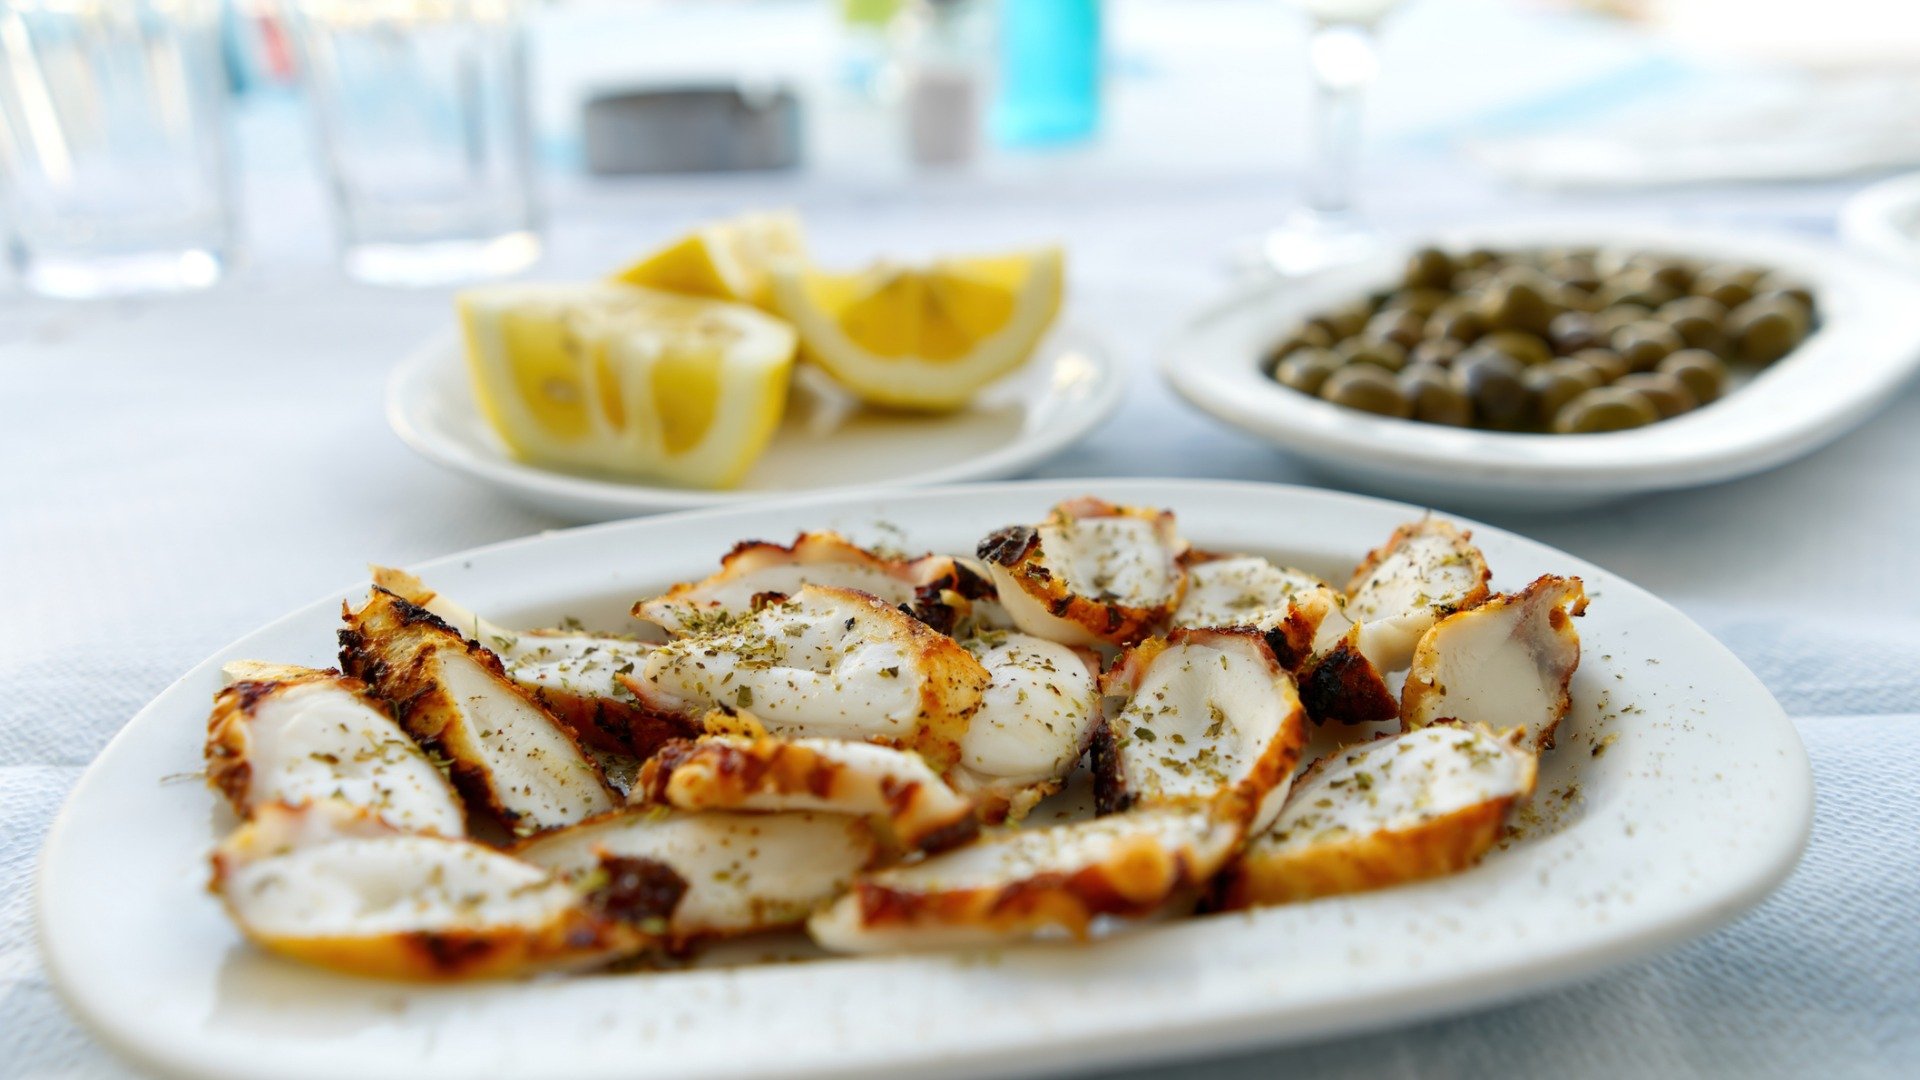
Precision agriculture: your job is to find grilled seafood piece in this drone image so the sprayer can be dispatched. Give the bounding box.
[1095,629,1310,833]
[808,807,1239,953]
[370,567,690,758]
[950,630,1102,822]
[206,663,465,837]
[515,808,879,942]
[1166,554,1393,728]
[1172,555,1326,638]
[1294,618,1401,728]
[340,587,617,834]
[1401,575,1588,750]
[633,532,986,637]
[633,732,978,851]
[211,802,652,980]
[623,584,989,771]
[1214,723,1537,907]
[976,497,1188,648]
[1173,555,1355,672]
[1342,518,1492,672]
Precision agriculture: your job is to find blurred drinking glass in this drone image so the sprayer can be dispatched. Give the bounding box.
[287,0,539,286]
[0,0,235,298]
[993,0,1101,147]
[1257,0,1398,275]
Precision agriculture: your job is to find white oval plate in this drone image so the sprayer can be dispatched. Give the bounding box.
[40,479,1810,1080]
[1839,171,1920,274]
[388,325,1125,522]
[1162,224,1920,511]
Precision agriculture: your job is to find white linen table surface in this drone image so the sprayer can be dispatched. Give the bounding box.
[6,3,1920,1076]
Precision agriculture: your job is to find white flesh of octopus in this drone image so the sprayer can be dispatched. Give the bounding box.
[1221,724,1537,906]
[983,502,1187,647]
[339,591,617,833]
[1172,556,1325,631]
[1101,630,1309,833]
[950,631,1101,815]
[208,664,465,837]
[807,807,1240,953]
[634,532,926,637]
[211,802,637,978]
[369,566,656,725]
[628,585,986,761]
[516,808,878,937]
[1344,520,1492,672]
[634,734,977,850]
[1401,575,1587,750]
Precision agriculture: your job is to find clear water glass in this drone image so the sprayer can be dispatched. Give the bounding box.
[1255,0,1400,276]
[287,0,539,287]
[0,0,236,298]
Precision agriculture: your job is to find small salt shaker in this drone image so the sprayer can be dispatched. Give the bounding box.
[897,0,991,167]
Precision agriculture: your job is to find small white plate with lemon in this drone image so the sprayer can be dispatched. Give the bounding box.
[388,213,1124,522]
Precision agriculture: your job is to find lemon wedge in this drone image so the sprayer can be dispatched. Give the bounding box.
[769,247,1064,411]
[458,282,796,488]
[612,210,805,310]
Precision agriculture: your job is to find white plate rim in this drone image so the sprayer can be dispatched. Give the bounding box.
[1160,222,1920,498]
[387,326,1128,517]
[1839,170,1920,273]
[37,478,1814,1080]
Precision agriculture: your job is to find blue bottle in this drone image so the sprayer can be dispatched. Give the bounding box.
[992,0,1101,146]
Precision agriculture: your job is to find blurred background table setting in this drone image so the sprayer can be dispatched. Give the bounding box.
[6,0,1920,1076]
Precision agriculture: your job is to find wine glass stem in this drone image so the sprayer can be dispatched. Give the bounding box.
[1304,20,1379,221]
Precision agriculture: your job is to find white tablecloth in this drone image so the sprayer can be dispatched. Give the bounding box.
[6,2,1920,1076]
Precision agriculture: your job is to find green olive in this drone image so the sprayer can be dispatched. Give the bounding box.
[1552,387,1662,433]
[1476,329,1552,366]
[1703,263,1765,287]
[1657,348,1729,404]
[1263,340,1303,371]
[1458,247,1499,270]
[1274,348,1344,396]
[1547,311,1602,355]
[1425,307,1484,343]
[1381,287,1451,318]
[1451,268,1496,294]
[1693,265,1762,310]
[1753,289,1815,325]
[1754,272,1815,312]
[1306,302,1368,341]
[1546,257,1601,294]
[1656,295,1728,352]
[1320,364,1413,418]
[1290,319,1336,349]
[1404,247,1456,290]
[1726,297,1809,364]
[1399,362,1474,426]
[1612,320,1685,372]
[1327,301,1373,339]
[1452,350,1533,428]
[1644,259,1695,294]
[1612,371,1699,418]
[1524,359,1605,426]
[1567,348,1630,383]
[1595,269,1680,311]
[1270,247,1802,436]
[1365,309,1426,350]
[1478,268,1560,335]
[1592,303,1653,337]
[1409,338,1464,368]
[1335,337,1408,373]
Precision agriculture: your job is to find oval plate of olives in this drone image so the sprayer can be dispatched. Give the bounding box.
[1161,224,1920,510]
